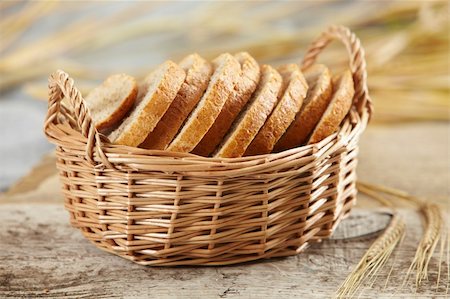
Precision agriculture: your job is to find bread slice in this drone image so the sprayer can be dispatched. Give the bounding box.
[167,53,240,153]
[245,64,308,156]
[140,54,212,150]
[307,70,354,144]
[109,61,185,147]
[274,64,332,151]
[214,65,282,158]
[84,74,138,131]
[192,52,260,156]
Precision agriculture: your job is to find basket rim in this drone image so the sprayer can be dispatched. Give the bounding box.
[48,107,366,177]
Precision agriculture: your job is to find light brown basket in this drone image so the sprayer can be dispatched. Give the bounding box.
[44,25,372,266]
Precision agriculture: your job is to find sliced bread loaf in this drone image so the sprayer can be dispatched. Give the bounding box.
[109,60,185,147]
[84,74,137,131]
[274,64,332,151]
[245,64,308,156]
[307,70,354,144]
[167,53,240,153]
[214,65,282,158]
[192,52,260,156]
[140,54,212,150]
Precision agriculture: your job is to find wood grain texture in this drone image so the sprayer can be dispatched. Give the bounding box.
[0,123,448,298]
[0,205,447,298]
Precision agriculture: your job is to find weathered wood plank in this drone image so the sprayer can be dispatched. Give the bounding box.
[0,204,447,298]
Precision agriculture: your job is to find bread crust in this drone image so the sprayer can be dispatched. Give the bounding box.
[167,53,240,153]
[140,54,212,150]
[85,74,138,131]
[245,64,308,156]
[193,52,260,156]
[307,70,354,144]
[109,61,185,147]
[274,64,332,151]
[214,65,282,158]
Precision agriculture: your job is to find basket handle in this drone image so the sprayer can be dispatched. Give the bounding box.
[44,69,109,166]
[301,25,373,119]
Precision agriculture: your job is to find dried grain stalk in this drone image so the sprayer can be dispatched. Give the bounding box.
[1,1,449,124]
[404,203,444,287]
[336,213,406,298]
[358,180,448,291]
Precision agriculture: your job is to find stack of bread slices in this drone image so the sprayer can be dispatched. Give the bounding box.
[84,52,354,158]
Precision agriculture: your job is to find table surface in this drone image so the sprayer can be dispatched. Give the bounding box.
[1,122,448,298]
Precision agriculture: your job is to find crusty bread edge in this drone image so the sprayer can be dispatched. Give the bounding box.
[111,61,186,147]
[307,70,355,144]
[215,65,282,158]
[140,54,212,150]
[245,64,308,156]
[274,64,332,151]
[167,53,240,153]
[192,52,260,156]
[87,75,138,131]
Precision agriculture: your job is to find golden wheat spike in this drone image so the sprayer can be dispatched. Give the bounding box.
[404,203,444,288]
[336,213,405,298]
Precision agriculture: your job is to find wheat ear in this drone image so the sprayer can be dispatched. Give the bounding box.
[404,203,444,288]
[358,181,447,290]
[336,213,405,298]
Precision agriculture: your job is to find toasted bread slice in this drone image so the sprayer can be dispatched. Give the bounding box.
[274,64,332,151]
[193,52,260,156]
[167,53,240,153]
[109,61,185,147]
[245,64,308,156]
[307,70,354,144]
[214,65,282,158]
[84,74,137,131]
[140,54,213,150]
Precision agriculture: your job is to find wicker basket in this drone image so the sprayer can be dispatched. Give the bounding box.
[44,26,372,266]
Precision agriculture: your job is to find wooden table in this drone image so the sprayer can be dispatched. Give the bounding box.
[1,123,448,298]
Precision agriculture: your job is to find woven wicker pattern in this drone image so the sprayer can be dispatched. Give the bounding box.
[44,26,372,266]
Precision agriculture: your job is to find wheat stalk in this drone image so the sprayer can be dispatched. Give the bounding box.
[358,181,448,291]
[0,1,20,11]
[335,213,406,298]
[404,203,444,288]
[23,80,97,101]
[0,1,59,53]
[356,184,394,207]
[357,181,422,205]
[1,1,448,125]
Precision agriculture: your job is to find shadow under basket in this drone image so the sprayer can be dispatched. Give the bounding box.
[44,25,373,266]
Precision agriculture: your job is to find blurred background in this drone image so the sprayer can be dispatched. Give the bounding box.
[0,0,448,191]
